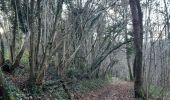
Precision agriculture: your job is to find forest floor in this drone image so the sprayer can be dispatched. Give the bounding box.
[77,78,135,100]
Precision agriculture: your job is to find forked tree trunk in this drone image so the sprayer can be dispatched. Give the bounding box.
[10,0,29,71]
[12,49,25,69]
[129,0,144,98]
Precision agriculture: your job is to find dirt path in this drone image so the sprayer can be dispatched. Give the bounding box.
[79,80,134,100]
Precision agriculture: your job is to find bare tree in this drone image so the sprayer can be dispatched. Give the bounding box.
[129,0,144,98]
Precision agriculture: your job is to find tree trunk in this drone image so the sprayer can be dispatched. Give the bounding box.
[129,0,143,98]
[0,34,5,66]
[0,70,5,99]
[0,69,10,99]
[10,0,18,63]
[10,0,29,71]
[126,45,133,81]
[28,0,36,91]
[123,2,133,81]
[11,37,28,70]
[35,0,41,67]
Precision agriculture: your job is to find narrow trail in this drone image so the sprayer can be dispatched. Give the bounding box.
[79,80,134,100]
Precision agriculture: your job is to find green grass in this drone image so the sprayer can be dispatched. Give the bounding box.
[147,84,166,99]
[76,77,112,94]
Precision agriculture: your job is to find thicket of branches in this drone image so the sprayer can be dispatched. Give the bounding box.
[0,0,169,99]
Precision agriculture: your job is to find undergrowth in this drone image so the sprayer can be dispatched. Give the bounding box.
[74,77,112,94]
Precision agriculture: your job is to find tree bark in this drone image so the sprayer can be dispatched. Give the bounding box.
[10,0,18,63]
[0,34,4,66]
[123,1,133,81]
[129,0,143,98]
[126,42,133,81]
[0,69,10,99]
[35,0,41,67]
[10,0,29,71]
[28,0,36,91]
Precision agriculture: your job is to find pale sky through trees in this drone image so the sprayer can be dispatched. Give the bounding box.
[60,0,169,42]
[0,0,168,41]
[0,0,170,99]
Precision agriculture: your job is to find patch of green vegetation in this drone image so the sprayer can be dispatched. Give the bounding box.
[76,77,112,94]
[9,96,15,100]
[56,87,68,100]
[4,76,27,99]
[147,84,164,99]
[20,49,29,65]
[4,49,29,65]
[46,77,112,99]
[4,50,10,60]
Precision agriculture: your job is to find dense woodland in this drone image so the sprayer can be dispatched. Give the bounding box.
[0,0,170,99]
